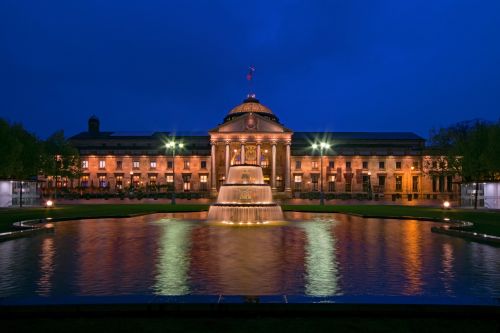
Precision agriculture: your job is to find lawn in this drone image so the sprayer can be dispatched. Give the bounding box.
[1,203,499,237]
[0,204,209,233]
[282,205,500,237]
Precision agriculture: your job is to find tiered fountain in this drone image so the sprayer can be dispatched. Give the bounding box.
[207,165,284,224]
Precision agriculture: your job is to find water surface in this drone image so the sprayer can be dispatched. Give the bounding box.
[1,212,499,298]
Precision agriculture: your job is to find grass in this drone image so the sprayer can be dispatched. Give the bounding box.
[1,203,499,237]
[0,204,209,233]
[282,205,500,237]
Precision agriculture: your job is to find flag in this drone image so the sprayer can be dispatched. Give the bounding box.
[246,66,255,81]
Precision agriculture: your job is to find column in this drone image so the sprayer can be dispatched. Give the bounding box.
[285,141,291,193]
[240,143,245,164]
[211,141,217,192]
[225,142,230,177]
[271,142,277,190]
[256,143,261,166]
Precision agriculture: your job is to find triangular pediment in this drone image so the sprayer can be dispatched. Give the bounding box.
[209,113,291,134]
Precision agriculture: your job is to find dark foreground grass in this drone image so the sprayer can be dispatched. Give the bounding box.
[282,205,500,237]
[2,316,498,333]
[0,204,209,233]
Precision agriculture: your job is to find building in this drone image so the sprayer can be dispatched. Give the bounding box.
[57,95,459,201]
[0,180,40,207]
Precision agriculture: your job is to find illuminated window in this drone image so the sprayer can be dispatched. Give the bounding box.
[166,175,174,183]
[149,175,157,186]
[200,174,208,191]
[395,175,402,191]
[133,160,140,169]
[132,175,140,187]
[184,159,190,169]
[116,175,123,190]
[99,160,106,169]
[312,161,319,170]
[328,175,336,192]
[150,161,157,169]
[98,175,107,188]
[81,175,89,188]
[294,175,302,191]
[82,160,89,169]
[182,174,191,192]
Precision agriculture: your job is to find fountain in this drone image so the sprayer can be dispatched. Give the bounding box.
[207,165,284,224]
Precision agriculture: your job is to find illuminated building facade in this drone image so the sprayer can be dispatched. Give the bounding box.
[65,95,459,200]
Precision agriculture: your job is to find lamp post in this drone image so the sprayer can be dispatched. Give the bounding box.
[165,141,184,205]
[312,142,331,206]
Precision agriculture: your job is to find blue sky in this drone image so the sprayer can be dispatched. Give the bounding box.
[1,0,499,139]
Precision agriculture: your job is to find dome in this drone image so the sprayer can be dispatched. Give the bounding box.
[228,96,273,115]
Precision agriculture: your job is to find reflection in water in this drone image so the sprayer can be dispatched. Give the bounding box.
[1,212,500,298]
[440,243,455,294]
[155,219,193,295]
[36,237,55,296]
[402,221,423,295]
[303,220,338,296]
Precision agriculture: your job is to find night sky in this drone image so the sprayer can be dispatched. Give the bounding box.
[1,1,499,139]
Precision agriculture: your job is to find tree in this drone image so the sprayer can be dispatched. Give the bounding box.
[429,120,500,209]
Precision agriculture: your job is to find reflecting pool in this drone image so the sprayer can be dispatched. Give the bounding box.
[1,212,499,298]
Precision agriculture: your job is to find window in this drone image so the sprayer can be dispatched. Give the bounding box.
[182,174,191,192]
[447,175,453,192]
[276,176,283,189]
[328,175,336,192]
[294,175,302,191]
[412,176,419,192]
[412,161,419,169]
[82,160,89,169]
[379,161,385,169]
[395,175,402,192]
[312,161,319,170]
[81,175,89,188]
[295,160,301,170]
[311,174,319,191]
[432,161,438,169]
[116,160,122,170]
[149,175,157,186]
[362,161,368,169]
[184,159,190,170]
[328,161,335,168]
[378,175,386,187]
[201,161,207,169]
[432,176,437,192]
[98,175,107,188]
[167,161,173,169]
[439,175,445,192]
[362,175,370,192]
[396,161,402,169]
[116,175,123,190]
[99,160,106,169]
[200,174,208,191]
[132,175,140,187]
[133,160,140,169]
[346,161,351,170]
[150,161,157,169]
[345,178,352,192]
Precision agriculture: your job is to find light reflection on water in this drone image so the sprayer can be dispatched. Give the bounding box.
[0,211,500,298]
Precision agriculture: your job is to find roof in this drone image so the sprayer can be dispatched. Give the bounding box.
[228,96,273,115]
[293,132,424,141]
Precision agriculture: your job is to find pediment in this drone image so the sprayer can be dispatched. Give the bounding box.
[210,113,290,134]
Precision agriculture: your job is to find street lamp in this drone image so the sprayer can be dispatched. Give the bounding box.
[165,140,184,205]
[312,141,331,205]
